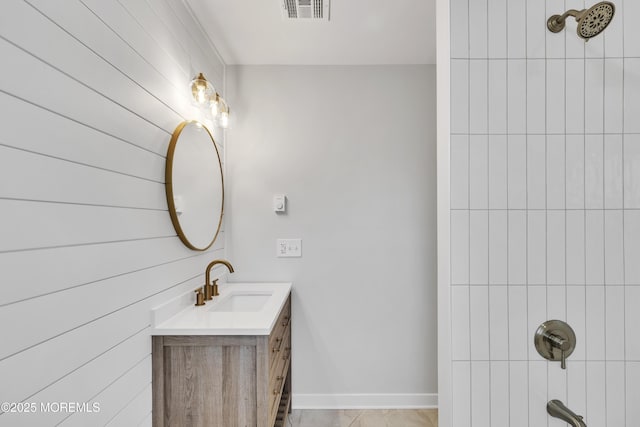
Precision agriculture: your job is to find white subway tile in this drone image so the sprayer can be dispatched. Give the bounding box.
[469,61,488,134]
[545,0,565,59]
[488,61,507,134]
[585,362,606,427]
[468,0,487,58]
[566,211,585,285]
[565,0,586,59]
[451,210,470,285]
[469,286,490,360]
[489,286,508,359]
[624,1,640,57]
[528,361,547,427]
[508,135,527,209]
[450,0,469,58]
[624,134,640,208]
[469,135,488,209]
[605,286,625,362]
[547,211,565,286]
[547,360,567,404]
[489,211,508,284]
[546,60,565,133]
[487,0,507,58]
[565,59,585,134]
[567,286,586,360]
[509,286,528,360]
[627,362,640,423]
[452,361,471,427]
[507,0,526,58]
[585,135,604,209]
[585,59,604,134]
[527,60,546,134]
[604,210,624,285]
[566,135,585,209]
[624,211,640,284]
[451,134,469,209]
[490,361,509,427]
[584,26,604,58]
[527,135,546,209]
[606,362,626,427]
[604,59,624,134]
[528,211,546,285]
[626,287,640,360]
[547,285,566,320]
[526,0,545,59]
[509,361,529,426]
[451,285,470,360]
[586,286,606,360]
[508,211,527,285]
[546,135,565,209]
[585,210,604,285]
[528,286,547,360]
[604,134,623,209]
[488,135,507,209]
[451,60,469,134]
[471,362,491,427]
[603,0,623,57]
[470,210,488,284]
[602,2,624,58]
[567,361,586,417]
[507,60,527,134]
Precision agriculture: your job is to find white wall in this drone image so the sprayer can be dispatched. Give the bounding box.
[0,1,227,425]
[447,0,640,426]
[226,65,437,408]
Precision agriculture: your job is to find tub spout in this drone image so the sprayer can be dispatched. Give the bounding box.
[547,400,587,427]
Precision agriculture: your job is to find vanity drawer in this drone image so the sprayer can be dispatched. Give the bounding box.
[269,297,291,371]
[269,325,291,421]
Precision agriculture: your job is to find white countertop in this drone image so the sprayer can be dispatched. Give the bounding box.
[151,282,292,336]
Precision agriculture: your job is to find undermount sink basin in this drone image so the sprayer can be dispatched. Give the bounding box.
[209,292,273,312]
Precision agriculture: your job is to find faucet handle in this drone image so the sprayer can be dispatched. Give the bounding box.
[194,288,205,306]
[212,279,220,297]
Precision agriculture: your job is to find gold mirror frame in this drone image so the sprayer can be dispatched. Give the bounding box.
[165,120,224,251]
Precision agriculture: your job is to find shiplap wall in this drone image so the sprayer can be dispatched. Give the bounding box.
[0,0,226,425]
[448,0,640,426]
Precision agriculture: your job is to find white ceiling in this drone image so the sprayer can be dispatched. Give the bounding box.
[185,0,436,65]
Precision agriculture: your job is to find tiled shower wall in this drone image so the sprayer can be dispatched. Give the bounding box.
[449,0,640,426]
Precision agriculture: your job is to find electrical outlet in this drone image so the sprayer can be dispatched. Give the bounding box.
[276,239,301,257]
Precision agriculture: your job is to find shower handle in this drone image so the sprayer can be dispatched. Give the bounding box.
[543,331,570,369]
[534,320,576,370]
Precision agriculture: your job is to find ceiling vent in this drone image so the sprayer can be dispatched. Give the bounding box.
[281,0,330,20]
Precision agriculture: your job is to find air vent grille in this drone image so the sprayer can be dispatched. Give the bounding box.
[281,0,329,20]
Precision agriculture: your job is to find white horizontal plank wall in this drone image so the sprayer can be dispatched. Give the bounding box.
[447,0,640,426]
[0,0,227,425]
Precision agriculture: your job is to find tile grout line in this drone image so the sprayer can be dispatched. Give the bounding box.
[602,30,608,426]
[505,0,511,423]
[621,1,627,424]
[485,0,492,425]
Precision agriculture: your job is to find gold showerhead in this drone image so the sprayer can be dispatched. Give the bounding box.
[547,1,615,40]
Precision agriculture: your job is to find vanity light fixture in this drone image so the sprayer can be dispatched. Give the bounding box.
[190,72,215,106]
[189,73,231,128]
[216,95,230,129]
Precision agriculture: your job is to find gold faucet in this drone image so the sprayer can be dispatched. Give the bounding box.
[204,259,235,301]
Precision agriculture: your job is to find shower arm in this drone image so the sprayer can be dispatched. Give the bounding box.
[553,9,585,23]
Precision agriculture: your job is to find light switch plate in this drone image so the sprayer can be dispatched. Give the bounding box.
[277,239,301,257]
[274,194,286,212]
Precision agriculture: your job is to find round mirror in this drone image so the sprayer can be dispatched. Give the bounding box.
[165,121,223,251]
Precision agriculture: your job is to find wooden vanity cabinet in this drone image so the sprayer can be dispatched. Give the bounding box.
[152,296,291,427]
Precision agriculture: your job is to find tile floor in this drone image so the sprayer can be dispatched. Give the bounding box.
[286,409,438,427]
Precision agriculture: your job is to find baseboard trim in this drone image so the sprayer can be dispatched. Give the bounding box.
[292,393,438,409]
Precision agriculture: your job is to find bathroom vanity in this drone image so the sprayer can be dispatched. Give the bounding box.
[151,283,292,427]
